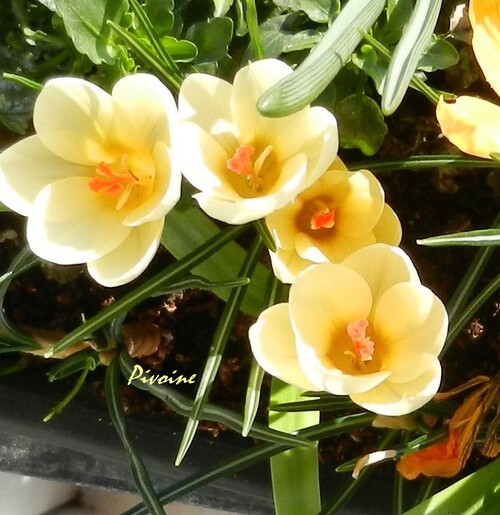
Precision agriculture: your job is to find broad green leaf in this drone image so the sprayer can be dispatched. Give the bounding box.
[270,380,320,515]
[161,198,272,316]
[144,0,174,35]
[418,36,459,73]
[186,17,233,63]
[37,0,57,10]
[258,0,386,117]
[336,93,388,155]
[404,458,500,515]
[274,0,332,23]
[352,43,387,93]
[259,15,321,58]
[382,0,443,114]
[376,0,413,46]
[0,203,10,212]
[417,229,500,247]
[53,0,128,64]
[0,78,36,134]
[213,0,234,17]
[160,36,197,62]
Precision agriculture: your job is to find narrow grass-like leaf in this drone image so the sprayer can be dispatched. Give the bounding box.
[257,0,386,117]
[270,380,320,515]
[175,237,264,465]
[0,247,41,351]
[128,0,181,77]
[320,430,399,514]
[404,458,500,515]
[445,210,500,326]
[120,350,311,447]
[2,73,42,91]
[382,0,442,114]
[242,276,282,436]
[254,219,277,253]
[43,357,94,422]
[123,412,375,515]
[393,433,410,515]
[270,396,357,412]
[348,154,500,172]
[47,224,248,358]
[412,477,440,508]
[108,20,182,91]
[361,31,441,105]
[242,359,265,437]
[245,0,264,59]
[105,358,164,515]
[417,228,500,247]
[47,348,100,382]
[443,273,500,355]
[162,200,272,316]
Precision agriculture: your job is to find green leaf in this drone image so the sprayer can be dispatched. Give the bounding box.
[144,0,174,35]
[336,93,388,155]
[0,203,10,212]
[382,0,443,114]
[417,228,500,247]
[418,36,459,73]
[257,0,386,117]
[404,458,500,515]
[376,0,413,46]
[0,78,36,134]
[106,358,164,515]
[161,199,272,317]
[274,0,332,23]
[186,17,233,63]
[259,15,321,58]
[53,0,129,65]
[214,0,234,17]
[270,380,320,515]
[160,36,197,62]
[352,43,387,93]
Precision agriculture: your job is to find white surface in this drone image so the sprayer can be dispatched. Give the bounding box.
[0,471,75,515]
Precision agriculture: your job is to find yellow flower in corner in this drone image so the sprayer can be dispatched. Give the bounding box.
[178,59,338,224]
[249,245,448,416]
[265,158,402,283]
[436,0,500,158]
[0,74,181,287]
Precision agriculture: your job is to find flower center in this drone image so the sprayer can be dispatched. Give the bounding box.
[345,318,375,367]
[89,156,139,210]
[310,208,335,230]
[226,143,275,196]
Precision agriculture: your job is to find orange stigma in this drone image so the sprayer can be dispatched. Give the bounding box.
[311,209,335,230]
[89,157,136,196]
[227,145,255,178]
[346,319,375,362]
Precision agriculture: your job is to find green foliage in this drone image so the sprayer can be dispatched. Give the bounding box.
[213,0,234,17]
[336,93,388,156]
[186,17,233,63]
[53,0,129,64]
[404,458,500,515]
[258,14,321,58]
[273,0,334,23]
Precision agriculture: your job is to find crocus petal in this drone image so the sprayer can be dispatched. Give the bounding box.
[231,59,297,142]
[290,263,372,354]
[111,73,178,151]
[294,106,339,188]
[193,153,307,224]
[248,303,319,391]
[372,204,402,245]
[301,231,375,263]
[87,219,163,287]
[268,248,311,284]
[0,135,92,216]
[350,360,442,416]
[180,123,231,193]
[266,200,302,250]
[123,143,181,226]
[342,244,420,304]
[469,0,500,97]
[27,177,131,264]
[374,282,448,357]
[34,77,114,165]
[335,170,385,237]
[383,352,438,384]
[178,72,236,153]
[436,96,500,158]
